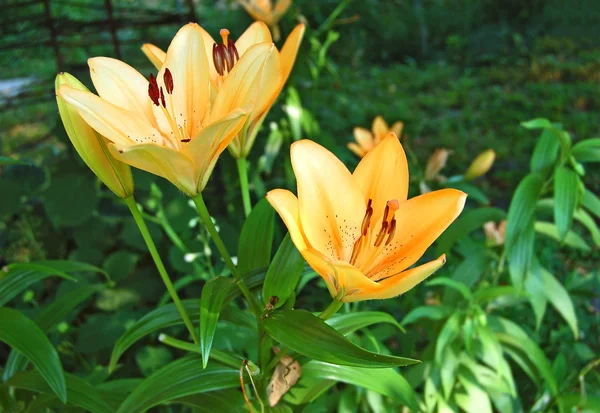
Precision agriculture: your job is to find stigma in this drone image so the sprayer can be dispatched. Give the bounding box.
[212,28,240,76]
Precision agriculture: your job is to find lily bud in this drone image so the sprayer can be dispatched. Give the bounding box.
[56,73,134,199]
[483,220,506,246]
[424,148,451,181]
[465,149,495,180]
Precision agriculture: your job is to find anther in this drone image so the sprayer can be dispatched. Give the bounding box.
[374,221,389,247]
[385,218,397,246]
[163,68,174,94]
[148,73,160,106]
[361,206,373,236]
[159,87,166,107]
[212,28,239,76]
[181,138,191,143]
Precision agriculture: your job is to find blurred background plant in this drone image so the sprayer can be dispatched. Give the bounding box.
[1,0,599,412]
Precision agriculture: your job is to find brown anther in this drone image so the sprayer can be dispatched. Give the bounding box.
[212,29,239,76]
[148,73,160,106]
[349,236,363,266]
[374,221,389,247]
[181,138,191,143]
[163,68,174,94]
[385,218,397,246]
[159,87,166,107]
[212,43,226,76]
[361,206,373,236]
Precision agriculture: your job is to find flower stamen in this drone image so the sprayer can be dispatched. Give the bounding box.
[212,29,240,76]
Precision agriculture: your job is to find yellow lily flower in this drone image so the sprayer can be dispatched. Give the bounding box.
[267,134,466,302]
[238,0,292,41]
[142,22,305,159]
[58,23,279,196]
[464,149,496,180]
[348,116,404,158]
[56,73,134,199]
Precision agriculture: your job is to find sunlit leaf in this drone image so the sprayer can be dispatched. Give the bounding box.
[238,198,274,276]
[541,269,578,339]
[534,221,590,251]
[553,166,579,240]
[263,234,305,309]
[571,138,600,163]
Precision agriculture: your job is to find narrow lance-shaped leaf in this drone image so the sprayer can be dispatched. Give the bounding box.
[238,198,274,276]
[263,310,419,368]
[263,234,305,308]
[541,268,579,339]
[200,276,236,368]
[0,308,67,403]
[570,138,600,163]
[530,128,560,175]
[553,166,579,241]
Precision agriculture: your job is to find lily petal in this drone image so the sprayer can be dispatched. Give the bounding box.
[346,255,447,302]
[109,142,196,195]
[347,142,367,158]
[291,140,365,262]
[235,21,273,57]
[88,57,156,127]
[58,85,163,147]
[210,43,275,123]
[353,134,409,221]
[364,189,466,278]
[153,23,211,139]
[266,189,309,251]
[391,121,404,138]
[141,43,166,70]
[183,109,248,191]
[372,116,389,141]
[280,24,305,84]
[353,127,373,152]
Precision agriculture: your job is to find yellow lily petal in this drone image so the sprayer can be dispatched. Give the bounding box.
[347,142,367,158]
[266,188,309,251]
[280,24,305,84]
[346,255,447,302]
[210,43,275,123]
[372,116,389,142]
[109,142,196,195]
[364,189,467,278]
[391,121,404,138]
[56,73,133,199]
[235,21,273,57]
[353,134,409,222]
[141,43,166,70]
[183,109,248,191]
[88,57,156,127]
[153,23,211,139]
[57,85,163,147]
[291,140,365,262]
[353,127,374,152]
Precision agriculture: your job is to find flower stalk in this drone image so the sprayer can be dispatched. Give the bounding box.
[237,157,253,217]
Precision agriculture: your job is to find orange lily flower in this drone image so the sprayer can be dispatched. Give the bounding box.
[58,23,279,196]
[238,0,292,41]
[348,116,404,158]
[142,22,305,159]
[267,134,466,302]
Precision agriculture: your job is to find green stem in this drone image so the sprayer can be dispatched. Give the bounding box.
[236,157,252,217]
[191,193,262,316]
[318,298,344,320]
[124,197,199,345]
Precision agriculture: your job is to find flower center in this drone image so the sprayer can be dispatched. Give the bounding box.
[212,29,240,77]
[349,198,399,266]
[148,68,188,147]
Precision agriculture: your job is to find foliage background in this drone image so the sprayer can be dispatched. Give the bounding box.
[1,0,599,412]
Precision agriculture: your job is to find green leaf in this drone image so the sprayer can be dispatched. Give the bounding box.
[44,174,99,228]
[238,198,274,276]
[443,252,491,305]
[435,207,506,256]
[103,251,139,282]
[574,208,600,247]
[553,167,579,240]
[0,260,107,306]
[456,371,493,413]
[507,220,536,288]
[262,234,305,308]
[7,370,112,413]
[401,306,452,326]
[200,276,236,368]
[541,269,579,339]
[571,138,600,163]
[473,286,521,303]
[0,308,66,403]
[525,261,547,330]
[263,310,419,368]
[116,355,239,413]
[0,155,30,165]
[505,173,543,250]
[3,284,101,381]
[534,221,590,251]
[326,311,404,335]
[427,277,473,301]
[495,332,557,394]
[521,118,552,129]
[530,129,560,174]
[435,313,461,362]
[582,188,600,220]
[170,390,245,413]
[302,361,419,410]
